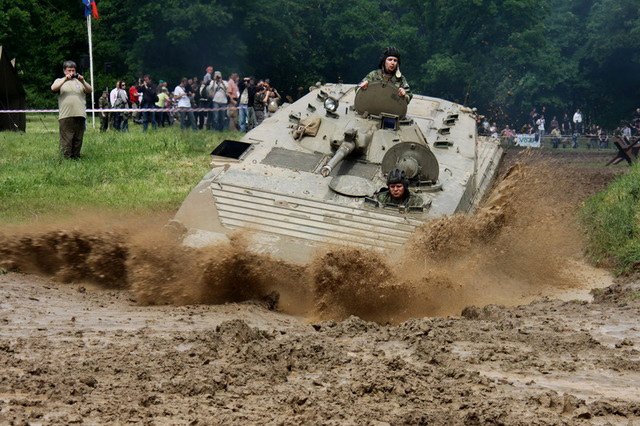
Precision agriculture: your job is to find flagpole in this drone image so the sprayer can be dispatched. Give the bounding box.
[87,14,96,128]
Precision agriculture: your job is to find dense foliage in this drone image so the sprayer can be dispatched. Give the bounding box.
[1,0,639,126]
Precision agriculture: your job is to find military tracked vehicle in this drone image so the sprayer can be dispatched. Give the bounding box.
[173,82,503,263]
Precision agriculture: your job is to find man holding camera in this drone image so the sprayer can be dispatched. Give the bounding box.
[253,82,268,126]
[238,76,256,132]
[209,71,228,131]
[139,74,158,131]
[51,60,93,159]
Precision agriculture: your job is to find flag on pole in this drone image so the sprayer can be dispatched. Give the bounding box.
[83,0,98,128]
[82,0,99,20]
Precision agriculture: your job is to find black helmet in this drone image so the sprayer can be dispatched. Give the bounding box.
[386,168,408,189]
[379,46,401,68]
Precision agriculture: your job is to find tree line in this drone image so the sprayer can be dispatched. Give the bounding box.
[1,0,638,127]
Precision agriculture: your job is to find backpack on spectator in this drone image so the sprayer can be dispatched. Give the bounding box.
[199,82,211,99]
[113,90,128,108]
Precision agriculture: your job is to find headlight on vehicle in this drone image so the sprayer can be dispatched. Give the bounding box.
[324,97,339,113]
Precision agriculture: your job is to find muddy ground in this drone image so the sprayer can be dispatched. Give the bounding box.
[1,149,640,425]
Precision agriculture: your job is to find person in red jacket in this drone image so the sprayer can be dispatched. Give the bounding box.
[128,81,140,123]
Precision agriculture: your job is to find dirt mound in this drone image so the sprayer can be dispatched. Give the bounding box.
[591,280,640,305]
[215,319,272,343]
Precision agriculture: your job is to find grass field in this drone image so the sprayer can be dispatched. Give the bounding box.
[581,163,640,274]
[0,114,237,223]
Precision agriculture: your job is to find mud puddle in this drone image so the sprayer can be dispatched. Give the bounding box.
[478,368,640,404]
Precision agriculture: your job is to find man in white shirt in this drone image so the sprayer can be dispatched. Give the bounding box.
[174,78,196,130]
[109,80,128,131]
[573,109,583,134]
[536,115,545,143]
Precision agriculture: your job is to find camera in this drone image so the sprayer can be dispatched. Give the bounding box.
[72,73,79,79]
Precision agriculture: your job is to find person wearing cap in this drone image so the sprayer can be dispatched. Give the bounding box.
[375,168,423,208]
[237,76,255,132]
[156,86,171,127]
[208,71,228,131]
[359,47,412,103]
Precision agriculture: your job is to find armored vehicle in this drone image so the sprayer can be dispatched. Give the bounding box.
[173,82,502,263]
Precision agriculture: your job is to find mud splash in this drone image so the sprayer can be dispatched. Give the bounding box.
[0,230,128,287]
[0,229,310,314]
[307,159,594,321]
[129,232,310,314]
[0,155,616,323]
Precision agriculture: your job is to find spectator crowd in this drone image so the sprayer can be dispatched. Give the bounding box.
[98,66,287,133]
[97,68,640,152]
[478,106,640,150]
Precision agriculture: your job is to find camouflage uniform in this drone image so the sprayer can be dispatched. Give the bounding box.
[98,94,109,132]
[376,189,423,208]
[363,69,413,102]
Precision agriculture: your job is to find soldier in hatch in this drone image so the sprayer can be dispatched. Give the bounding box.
[376,169,423,208]
[358,47,412,103]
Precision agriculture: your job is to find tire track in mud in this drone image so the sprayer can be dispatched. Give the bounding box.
[0,152,621,323]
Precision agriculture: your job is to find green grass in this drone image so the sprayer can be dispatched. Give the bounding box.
[581,163,640,274]
[0,114,238,223]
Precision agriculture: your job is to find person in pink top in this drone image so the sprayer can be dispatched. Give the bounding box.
[227,73,240,131]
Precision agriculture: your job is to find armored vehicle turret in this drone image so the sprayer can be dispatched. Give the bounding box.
[173,82,502,263]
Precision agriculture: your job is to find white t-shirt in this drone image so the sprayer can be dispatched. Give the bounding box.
[573,112,582,123]
[211,81,228,104]
[174,85,191,108]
